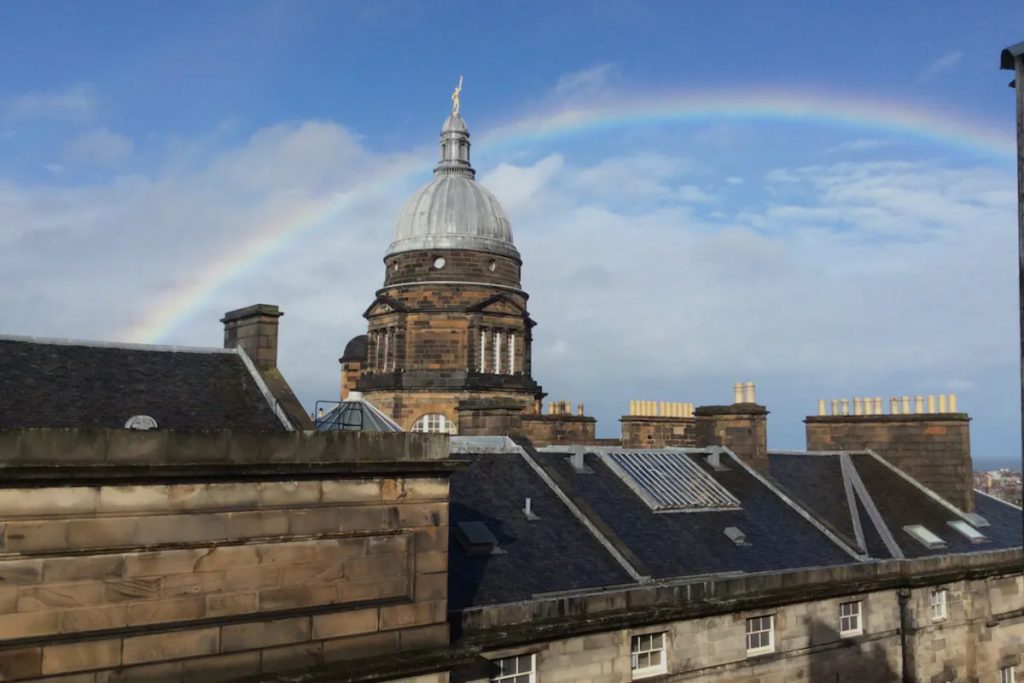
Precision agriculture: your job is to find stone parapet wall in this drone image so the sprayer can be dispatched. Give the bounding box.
[520,415,596,447]
[693,405,769,473]
[451,550,1023,683]
[366,391,536,434]
[0,429,456,682]
[620,416,697,449]
[805,414,973,511]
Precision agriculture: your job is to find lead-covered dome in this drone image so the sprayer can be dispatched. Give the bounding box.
[386,112,519,259]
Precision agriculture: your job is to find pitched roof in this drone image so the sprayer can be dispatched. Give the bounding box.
[530,448,855,579]
[768,450,1023,559]
[448,451,634,609]
[0,336,291,432]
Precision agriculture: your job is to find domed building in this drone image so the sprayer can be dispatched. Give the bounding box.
[340,105,544,433]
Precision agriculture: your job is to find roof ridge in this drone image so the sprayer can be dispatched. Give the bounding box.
[0,333,232,355]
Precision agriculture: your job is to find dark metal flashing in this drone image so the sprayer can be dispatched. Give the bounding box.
[0,460,467,486]
[693,403,768,416]
[805,414,969,424]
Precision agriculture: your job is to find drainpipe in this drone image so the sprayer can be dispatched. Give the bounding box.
[898,587,913,683]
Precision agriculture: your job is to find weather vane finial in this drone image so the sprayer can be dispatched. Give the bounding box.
[451,75,463,116]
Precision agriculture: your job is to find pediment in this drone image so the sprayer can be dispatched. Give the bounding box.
[466,293,527,316]
[363,295,407,319]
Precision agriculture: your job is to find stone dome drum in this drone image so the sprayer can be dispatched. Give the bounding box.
[385,113,520,260]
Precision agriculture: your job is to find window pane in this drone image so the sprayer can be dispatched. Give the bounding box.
[516,655,532,673]
[651,633,663,649]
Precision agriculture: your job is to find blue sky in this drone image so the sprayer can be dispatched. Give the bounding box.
[1,1,1023,467]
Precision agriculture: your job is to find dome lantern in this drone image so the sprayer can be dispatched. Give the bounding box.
[386,86,519,260]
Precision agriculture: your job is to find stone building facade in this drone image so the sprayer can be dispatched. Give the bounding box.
[346,110,545,433]
[0,429,454,682]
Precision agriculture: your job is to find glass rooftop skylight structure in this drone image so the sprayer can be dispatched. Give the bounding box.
[600,450,741,512]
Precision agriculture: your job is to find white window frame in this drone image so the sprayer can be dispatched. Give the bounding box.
[930,588,948,622]
[745,615,775,656]
[839,600,862,637]
[1001,665,1016,683]
[488,653,536,683]
[630,631,668,679]
[493,330,503,374]
[411,413,456,435]
[479,328,487,373]
[508,332,516,374]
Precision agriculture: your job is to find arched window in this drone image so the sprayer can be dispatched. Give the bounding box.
[411,413,457,434]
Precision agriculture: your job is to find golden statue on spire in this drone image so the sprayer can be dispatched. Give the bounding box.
[451,75,463,116]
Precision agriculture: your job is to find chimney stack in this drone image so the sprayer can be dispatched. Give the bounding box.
[222,304,283,370]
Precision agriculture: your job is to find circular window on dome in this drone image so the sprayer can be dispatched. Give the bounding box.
[488,260,497,272]
[433,257,446,270]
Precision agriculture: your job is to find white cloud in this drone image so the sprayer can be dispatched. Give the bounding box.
[919,50,963,81]
[65,128,134,167]
[548,64,617,101]
[4,83,97,121]
[0,120,1017,457]
[827,138,893,153]
[725,176,744,186]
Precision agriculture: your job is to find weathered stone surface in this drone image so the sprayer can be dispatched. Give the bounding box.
[41,639,121,675]
[310,607,379,639]
[220,616,311,652]
[122,627,219,665]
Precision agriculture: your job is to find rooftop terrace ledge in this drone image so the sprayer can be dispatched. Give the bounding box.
[0,428,463,483]
[453,548,1023,644]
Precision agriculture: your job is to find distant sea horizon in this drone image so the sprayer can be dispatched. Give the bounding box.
[973,455,1022,472]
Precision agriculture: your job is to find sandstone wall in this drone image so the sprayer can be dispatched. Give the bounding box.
[805,415,973,511]
[620,417,697,449]
[0,430,454,683]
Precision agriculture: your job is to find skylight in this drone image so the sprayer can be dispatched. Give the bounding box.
[601,450,741,512]
[903,525,947,550]
[947,520,988,543]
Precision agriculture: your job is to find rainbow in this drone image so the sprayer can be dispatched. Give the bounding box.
[122,87,1016,344]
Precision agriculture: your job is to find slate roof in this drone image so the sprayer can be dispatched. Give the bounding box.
[0,336,289,432]
[448,442,1023,611]
[530,448,855,579]
[448,451,634,609]
[768,450,1023,559]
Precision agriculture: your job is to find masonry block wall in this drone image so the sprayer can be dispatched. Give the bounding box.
[520,415,597,447]
[0,429,455,683]
[452,551,1023,683]
[693,404,769,473]
[359,248,544,433]
[620,416,697,449]
[805,414,974,511]
[222,304,283,371]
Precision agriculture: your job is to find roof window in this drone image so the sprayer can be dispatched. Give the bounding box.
[903,524,947,550]
[456,521,501,556]
[947,520,988,543]
[602,450,741,512]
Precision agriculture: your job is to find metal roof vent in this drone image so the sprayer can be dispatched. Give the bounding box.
[724,526,749,546]
[455,521,502,556]
[903,524,947,550]
[569,446,592,474]
[522,497,540,521]
[963,512,990,528]
[947,520,988,544]
[124,415,158,430]
[705,448,729,472]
